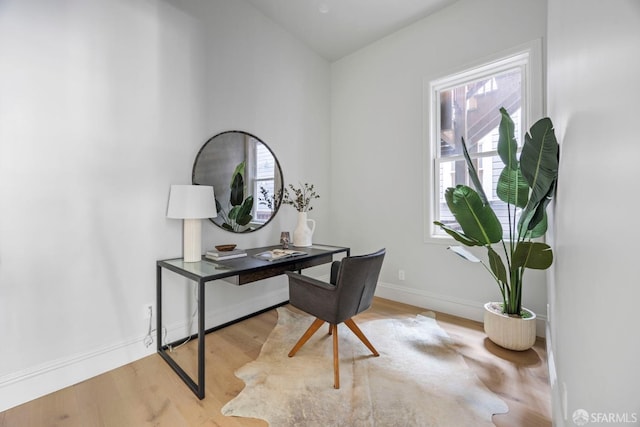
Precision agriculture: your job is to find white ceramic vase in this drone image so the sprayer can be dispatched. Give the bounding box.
[293,212,315,247]
[483,302,537,351]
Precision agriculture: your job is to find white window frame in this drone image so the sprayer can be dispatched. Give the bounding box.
[423,40,543,243]
[248,141,278,226]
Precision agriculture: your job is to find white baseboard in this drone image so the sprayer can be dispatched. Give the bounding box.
[0,333,155,413]
[546,319,566,426]
[375,281,547,338]
[0,288,289,413]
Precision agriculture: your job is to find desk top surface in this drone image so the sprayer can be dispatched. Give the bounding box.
[158,244,349,282]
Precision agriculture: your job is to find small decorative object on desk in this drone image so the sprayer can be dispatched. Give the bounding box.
[215,244,237,251]
[255,249,306,262]
[280,182,319,247]
[205,248,247,261]
[280,231,290,249]
[293,212,315,247]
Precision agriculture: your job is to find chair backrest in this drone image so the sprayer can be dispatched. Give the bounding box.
[333,248,385,323]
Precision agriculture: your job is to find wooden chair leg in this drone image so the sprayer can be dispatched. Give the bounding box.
[289,318,325,357]
[288,319,343,389]
[344,318,379,356]
[331,324,340,389]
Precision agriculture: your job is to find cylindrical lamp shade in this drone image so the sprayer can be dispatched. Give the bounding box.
[167,185,217,262]
[167,185,217,219]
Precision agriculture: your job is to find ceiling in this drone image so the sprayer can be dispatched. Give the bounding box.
[243,0,459,61]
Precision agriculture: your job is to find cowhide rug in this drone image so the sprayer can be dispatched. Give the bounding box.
[222,307,508,426]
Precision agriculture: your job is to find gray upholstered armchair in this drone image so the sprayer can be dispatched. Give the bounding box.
[285,248,386,389]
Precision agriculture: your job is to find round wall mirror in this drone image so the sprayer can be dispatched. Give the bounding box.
[192,131,283,233]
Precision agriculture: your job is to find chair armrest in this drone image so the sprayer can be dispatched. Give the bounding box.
[286,272,336,291]
[286,271,339,323]
[330,260,341,285]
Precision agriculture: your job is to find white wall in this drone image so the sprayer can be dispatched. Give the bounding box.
[329,0,548,326]
[546,1,640,425]
[0,0,330,410]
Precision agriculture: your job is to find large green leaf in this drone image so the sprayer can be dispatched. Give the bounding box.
[520,117,559,230]
[235,196,254,226]
[527,212,548,238]
[460,137,489,205]
[487,247,508,284]
[496,167,529,207]
[228,205,240,220]
[230,172,244,206]
[448,246,481,262]
[513,242,553,269]
[497,107,519,171]
[518,177,556,234]
[434,221,483,247]
[445,185,502,245]
[532,179,555,227]
[231,161,245,179]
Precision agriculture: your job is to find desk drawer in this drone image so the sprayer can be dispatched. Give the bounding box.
[224,254,333,286]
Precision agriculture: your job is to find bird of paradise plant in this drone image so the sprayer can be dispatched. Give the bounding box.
[434,108,559,316]
[215,161,254,232]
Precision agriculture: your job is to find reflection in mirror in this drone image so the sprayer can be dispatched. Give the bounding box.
[192,131,283,233]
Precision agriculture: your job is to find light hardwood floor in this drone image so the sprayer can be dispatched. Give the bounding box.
[0,298,551,426]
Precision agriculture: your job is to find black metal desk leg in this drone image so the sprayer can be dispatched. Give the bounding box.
[156,265,205,399]
[197,278,205,399]
[156,265,162,351]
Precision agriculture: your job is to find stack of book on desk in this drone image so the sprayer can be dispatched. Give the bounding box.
[205,248,247,261]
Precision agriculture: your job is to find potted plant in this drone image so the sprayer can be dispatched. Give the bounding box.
[434,108,559,351]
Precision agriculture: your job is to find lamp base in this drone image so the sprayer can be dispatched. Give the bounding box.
[183,219,202,262]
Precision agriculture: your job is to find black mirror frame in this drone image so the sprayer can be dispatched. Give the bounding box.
[192,130,283,233]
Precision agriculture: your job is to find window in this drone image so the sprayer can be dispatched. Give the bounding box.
[248,142,277,225]
[425,42,542,240]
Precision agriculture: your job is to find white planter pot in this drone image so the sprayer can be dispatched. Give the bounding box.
[483,302,536,351]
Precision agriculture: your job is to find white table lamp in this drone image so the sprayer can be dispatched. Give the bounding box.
[167,185,217,262]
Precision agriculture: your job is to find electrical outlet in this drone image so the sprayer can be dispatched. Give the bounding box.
[398,269,405,281]
[143,303,153,320]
